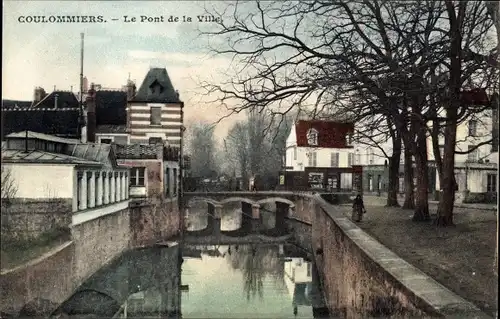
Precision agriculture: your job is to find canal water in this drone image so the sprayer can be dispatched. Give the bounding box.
[48,204,328,319]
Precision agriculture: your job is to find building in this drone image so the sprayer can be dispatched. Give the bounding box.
[284,120,357,190]
[115,144,180,200]
[283,257,313,312]
[2,131,130,214]
[127,68,184,146]
[354,92,497,201]
[2,87,81,140]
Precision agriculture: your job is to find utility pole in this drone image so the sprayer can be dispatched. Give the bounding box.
[78,32,85,139]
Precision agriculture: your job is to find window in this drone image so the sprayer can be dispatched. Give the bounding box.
[306,128,318,146]
[348,153,354,166]
[308,151,317,167]
[100,138,113,144]
[293,146,297,160]
[487,174,497,192]
[173,168,178,195]
[165,167,170,196]
[150,107,162,125]
[468,120,477,136]
[467,145,479,162]
[368,149,374,164]
[149,137,163,145]
[330,152,339,167]
[130,167,146,186]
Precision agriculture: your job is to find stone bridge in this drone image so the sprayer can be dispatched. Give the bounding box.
[182,191,319,237]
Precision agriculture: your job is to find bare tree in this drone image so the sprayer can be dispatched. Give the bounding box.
[1,166,17,202]
[224,110,292,189]
[200,0,496,224]
[185,120,220,179]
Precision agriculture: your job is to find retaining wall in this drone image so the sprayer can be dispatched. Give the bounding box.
[0,198,181,317]
[292,194,489,318]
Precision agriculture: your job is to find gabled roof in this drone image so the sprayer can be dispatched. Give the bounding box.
[95,90,127,126]
[2,100,32,109]
[2,149,101,166]
[295,120,354,148]
[1,108,80,140]
[65,143,120,168]
[5,131,79,144]
[132,68,181,103]
[32,91,80,108]
[115,144,162,160]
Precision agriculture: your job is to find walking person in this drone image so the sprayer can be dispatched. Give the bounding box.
[352,194,366,222]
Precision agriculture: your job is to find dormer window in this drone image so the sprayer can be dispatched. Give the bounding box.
[149,80,164,94]
[306,128,318,146]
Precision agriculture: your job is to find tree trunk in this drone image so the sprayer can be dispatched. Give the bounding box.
[386,135,401,207]
[435,118,457,226]
[412,128,430,222]
[402,141,415,209]
[435,0,465,227]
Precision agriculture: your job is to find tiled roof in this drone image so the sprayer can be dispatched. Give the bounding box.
[2,149,101,166]
[32,91,80,108]
[95,90,127,126]
[295,120,354,148]
[96,125,128,134]
[115,144,162,160]
[2,100,32,109]
[132,68,181,103]
[5,131,79,144]
[1,108,80,140]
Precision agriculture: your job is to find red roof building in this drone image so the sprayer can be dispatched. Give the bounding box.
[294,120,355,148]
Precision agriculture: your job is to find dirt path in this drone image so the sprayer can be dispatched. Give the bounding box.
[348,203,498,317]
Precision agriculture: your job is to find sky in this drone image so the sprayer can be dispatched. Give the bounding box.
[2,0,246,140]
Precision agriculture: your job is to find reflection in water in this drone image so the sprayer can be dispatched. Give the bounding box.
[186,203,276,232]
[49,241,324,318]
[182,244,316,319]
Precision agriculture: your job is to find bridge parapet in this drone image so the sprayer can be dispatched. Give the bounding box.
[182,191,318,208]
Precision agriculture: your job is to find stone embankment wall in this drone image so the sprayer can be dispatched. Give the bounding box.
[0,198,181,317]
[1,198,72,241]
[130,198,180,248]
[291,194,487,318]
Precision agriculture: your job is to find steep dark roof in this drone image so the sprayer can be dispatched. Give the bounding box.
[2,100,32,109]
[95,90,127,126]
[1,108,80,140]
[132,68,181,103]
[96,125,128,134]
[33,91,80,108]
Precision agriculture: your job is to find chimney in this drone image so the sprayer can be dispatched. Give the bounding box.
[33,87,47,104]
[86,83,97,143]
[126,80,136,101]
[54,93,59,109]
[83,77,89,93]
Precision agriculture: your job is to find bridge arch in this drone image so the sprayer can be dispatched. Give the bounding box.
[187,197,222,207]
[220,197,257,206]
[256,197,296,208]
